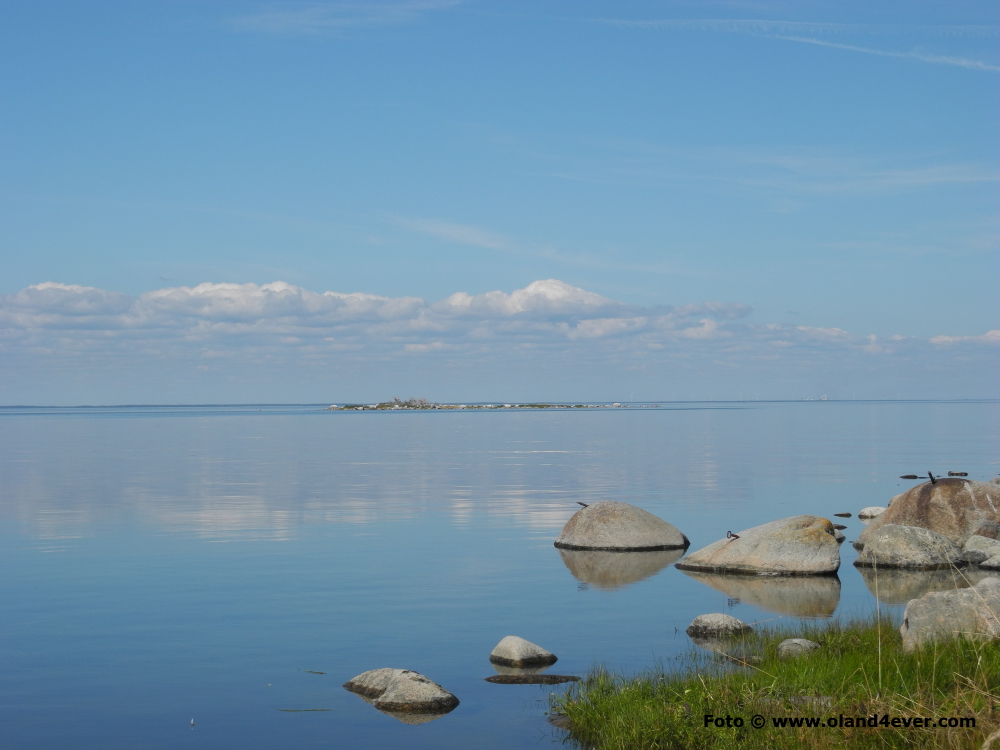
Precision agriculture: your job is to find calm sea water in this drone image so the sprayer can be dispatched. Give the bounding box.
[0,401,996,749]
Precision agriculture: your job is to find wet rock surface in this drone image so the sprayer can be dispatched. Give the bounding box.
[484,674,580,684]
[900,576,1000,652]
[554,501,689,551]
[343,669,459,713]
[777,638,821,659]
[489,636,558,667]
[675,515,840,575]
[686,613,752,638]
[680,570,840,617]
[858,507,887,519]
[856,479,1000,549]
[854,524,966,570]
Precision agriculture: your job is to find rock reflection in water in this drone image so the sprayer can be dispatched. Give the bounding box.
[680,571,841,617]
[558,548,685,589]
[491,663,551,676]
[349,692,455,725]
[858,567,994,605]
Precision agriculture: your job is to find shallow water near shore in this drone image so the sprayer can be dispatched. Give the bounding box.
[0,400,996,749]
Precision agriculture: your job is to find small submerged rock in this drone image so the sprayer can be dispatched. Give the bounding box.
[343,669,458,714]
[777,638,820,659]
[833,512,852,518]
[489,636,558,667]
[554,501,688,551]
[858,507,886,519]
[686,613,752,638]
[484,674,580,685]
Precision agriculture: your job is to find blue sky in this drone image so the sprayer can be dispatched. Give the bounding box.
[0,1,997,403]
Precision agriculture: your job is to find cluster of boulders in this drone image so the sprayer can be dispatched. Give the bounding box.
[556,483,1000,653]
[344,635,573,721]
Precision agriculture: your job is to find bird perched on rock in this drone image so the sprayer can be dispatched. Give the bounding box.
[726,531,740,540]
[576,502,588,507]
[928,471,937,484]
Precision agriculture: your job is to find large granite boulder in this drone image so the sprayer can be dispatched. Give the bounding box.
[675,516,840,575]
[900,576,1000,652]
[489,636,557,667]
[554,501,688,551]
[343,669,458,713]
[680,570,840,617]
[686,613,752,638]
[557,547,684,589]
[855,479,1000,550]
[854,524,966,570]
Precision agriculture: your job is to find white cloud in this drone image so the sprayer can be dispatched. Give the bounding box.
[929,330,1000,345]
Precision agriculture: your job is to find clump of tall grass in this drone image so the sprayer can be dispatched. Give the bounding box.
[550,615,1000,749]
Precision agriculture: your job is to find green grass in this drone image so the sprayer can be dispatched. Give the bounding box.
[549,616,1000,749]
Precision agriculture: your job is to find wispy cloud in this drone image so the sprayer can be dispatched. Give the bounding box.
[231,0,463,35]
[597,17,999,72]
[599,19,998,38]
[930,330,1000,346]
[774,35,1000,72]
[390,216,511,250]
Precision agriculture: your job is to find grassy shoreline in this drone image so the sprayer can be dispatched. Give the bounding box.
[549,616,999,749]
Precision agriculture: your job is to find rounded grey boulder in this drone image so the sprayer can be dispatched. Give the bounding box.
[554,501,688,551]
[489,636,557,667]
[858,506,886,519]
[853,524,966,570]
[675,515,840,576]
[343,669,458,713]
[900,576,1000,652]
[777,638,820,659]
[685,613,752,638]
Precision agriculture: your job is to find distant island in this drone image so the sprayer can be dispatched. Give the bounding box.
[325,397,659,411]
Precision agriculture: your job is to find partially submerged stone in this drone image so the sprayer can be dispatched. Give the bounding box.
[858,507,887,519]
[900,576,1000,652]
[777,638,821,659]
[856,479,1000,550]
[554,501,688,551]
[675,515,840,576]
[489,636,557,667]
[680,571,840,617]
[966,534,1000,558]
[853,524,966,570]
[686,613,752,638]
[343,669,458,713]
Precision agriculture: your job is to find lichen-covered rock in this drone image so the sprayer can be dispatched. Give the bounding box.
[343,669,458,713]
[900,577,1000,652]
[675,516,840,575]
[343,668,406,698]
[777,638,820,659]
[858,507,887,519]
[373,671,459,712]
[965,535,1000,557]
[856,479,1000,550]
[489,636,557,667]
[854,524,966,570]
[554,501,688,550]
[685,613,752,638]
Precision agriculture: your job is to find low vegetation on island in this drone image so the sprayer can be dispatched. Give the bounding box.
[326,397,657,410]
[549,615,1000,750]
